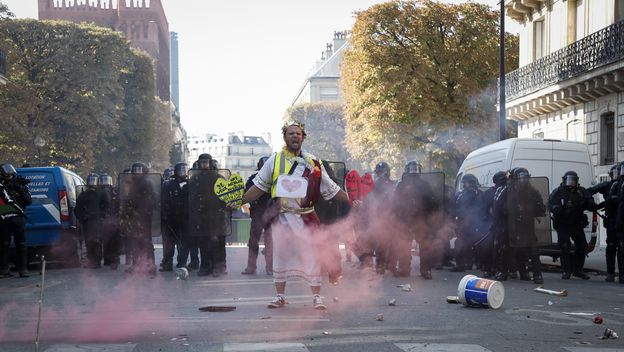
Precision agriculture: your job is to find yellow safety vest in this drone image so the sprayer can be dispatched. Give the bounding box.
[271,151,317,198]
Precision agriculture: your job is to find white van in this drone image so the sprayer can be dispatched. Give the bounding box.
[456,138,599,257]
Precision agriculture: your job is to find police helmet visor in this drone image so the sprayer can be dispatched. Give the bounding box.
[174,165,188,177]
[198,159,211,169]
[1,164,17,178]
[87,175,99,186]
[564,175,578,187]
[131,165,144,174]
[405,163,421,174]
[515,172,530,185]
[99,175,113,186]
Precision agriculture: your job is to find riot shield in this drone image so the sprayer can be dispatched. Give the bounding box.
[400,172,446,211]
[188,168,232,237]
[316,161,347,224]
[506,176,551,248]
[117,173,162,238]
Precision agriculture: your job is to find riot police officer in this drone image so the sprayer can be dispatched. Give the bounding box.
[160,163,189,272]
[549,171,600,280]
[242,156,273,275]
[99,173,119,269]
[0,164,32,278]
[369,161,397,274]
[589,164,619,282]
[75,173,107,268]
[163,168,174,181]
[450,173,484,272]
[492,168,546,284]
[193,153,222,276]
[474,171,507,278]
[392,161,440,279]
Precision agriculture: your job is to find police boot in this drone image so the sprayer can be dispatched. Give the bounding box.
[572,253,590,280]
[606,243,617,282]
[532,273,544,285]
[560,244,573,279]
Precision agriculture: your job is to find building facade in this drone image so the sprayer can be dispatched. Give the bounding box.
[38,0,171,102]
[292,31,349,105]
[187,133,273,181]
[504,0,624,177]
[170,31,180,113]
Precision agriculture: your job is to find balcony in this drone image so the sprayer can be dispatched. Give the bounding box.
[0,48,6,84]
[506,20,624,103]
[504,20,624,120]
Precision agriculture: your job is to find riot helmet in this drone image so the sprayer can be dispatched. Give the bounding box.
[492,171,507,187]
[461,173,479,190]
[131,162,146,174]
[210,159,218,170]
[0,164,17,180]
[257,156,269,170]
[86,173,99,187]
[99,173,113,187]
[562,170,579,188]
[163,168,174,180]
[511,167,530,186]
[197,153,212,169]
[404,160,422,174]
[374,161,390,180]
[174,163,188,179]
[610,164,619,180]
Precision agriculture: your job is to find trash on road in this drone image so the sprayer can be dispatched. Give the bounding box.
[600,328,619,339]
[323,331,331,335]
[446,296,460,304]
[333,297,339,303]
[548,301,553,306]
[457,275,505,309]
[389,299,397,306]
[534,286,568,297]
[260,316,271,320]
[562,312,597,317]
[376,313,384,321]
[399,284,412,292]
[198,306,236,312]
[593,316,604,324]
[175,267,189,280]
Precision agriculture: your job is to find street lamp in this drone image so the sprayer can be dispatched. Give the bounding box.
[34,136,46,167]
[499,0,506,141]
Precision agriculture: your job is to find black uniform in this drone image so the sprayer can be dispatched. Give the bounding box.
[75,186,113,268]
[161,177,189,270]
[473,185,499,277]
[368,177,396,274]
[0,176,32,277]
[589,179,619,280]
[242,172,273,274]
[549,183,599,279]
[451,187,484,271]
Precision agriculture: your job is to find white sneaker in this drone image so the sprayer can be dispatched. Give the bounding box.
[267,295,287,308]
[313,295,326,310]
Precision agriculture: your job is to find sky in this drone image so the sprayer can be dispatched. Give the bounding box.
[3,0,519,149]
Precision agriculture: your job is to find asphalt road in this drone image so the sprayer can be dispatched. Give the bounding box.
[0,246,623,352]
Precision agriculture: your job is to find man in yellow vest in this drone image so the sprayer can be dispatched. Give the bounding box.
[239,121,355,310]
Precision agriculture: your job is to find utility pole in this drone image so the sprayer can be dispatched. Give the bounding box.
[499,0,507,141]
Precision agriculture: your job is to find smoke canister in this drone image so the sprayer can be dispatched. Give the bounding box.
[457,274,504,309]
[175,267,189,280]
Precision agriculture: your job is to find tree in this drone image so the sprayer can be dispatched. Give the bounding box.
[284,103,354,167]
[0,1,14,19]
[342,0,519,177]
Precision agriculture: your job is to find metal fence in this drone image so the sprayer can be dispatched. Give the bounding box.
[505,20,624,102]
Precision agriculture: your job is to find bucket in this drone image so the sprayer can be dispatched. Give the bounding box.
[457,274,505,309]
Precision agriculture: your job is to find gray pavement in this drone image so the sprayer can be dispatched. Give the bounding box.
[0,247,623,352]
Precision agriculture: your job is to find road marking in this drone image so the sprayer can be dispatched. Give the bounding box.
[395,343,492,352]
[563,348,624,352]
[45,344,136,352]
[224,343,308,351]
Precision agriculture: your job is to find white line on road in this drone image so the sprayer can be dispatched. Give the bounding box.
[563,348,624,352]
[45,344,136,352]
[395,343,492,352]
[224,343,309,351]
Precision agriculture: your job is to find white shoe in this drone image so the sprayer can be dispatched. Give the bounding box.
[268,295,287,308]
[313,295,326,310]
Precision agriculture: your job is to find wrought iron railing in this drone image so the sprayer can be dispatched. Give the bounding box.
[0,48,6,78]
[505,19,624,102]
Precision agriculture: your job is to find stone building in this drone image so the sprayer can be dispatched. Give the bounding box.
[504,0,624,178]
[38,0,171,102]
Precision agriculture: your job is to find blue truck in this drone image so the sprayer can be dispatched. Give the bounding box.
[16,166,84,266]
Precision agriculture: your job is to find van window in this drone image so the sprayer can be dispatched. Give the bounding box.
[62,172,77,205]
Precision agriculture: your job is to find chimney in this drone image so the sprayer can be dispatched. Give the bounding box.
[324,43,333,60]
[333,30,347,51]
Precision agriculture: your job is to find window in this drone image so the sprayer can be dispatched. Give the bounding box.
[320,87,339,102]
[600,112,615,165]
[534,18,545,60]
[576,0,585,41]
[617,0,624,22]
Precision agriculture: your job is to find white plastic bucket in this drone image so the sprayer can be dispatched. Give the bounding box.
[457,274,505,309]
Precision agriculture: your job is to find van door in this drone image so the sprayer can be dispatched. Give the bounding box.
[20,169,62,246]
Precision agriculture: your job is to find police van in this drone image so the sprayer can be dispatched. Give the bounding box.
[455,138,599,259]
[16,166,84,266]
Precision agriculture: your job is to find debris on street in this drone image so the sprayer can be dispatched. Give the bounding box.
[600,329,619,340]
[198,306,236,312]
[389,299,397,306]
[593,316,603,324]
[446,296,460,304]
[534,286,568,297]
[376,313,384,321]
